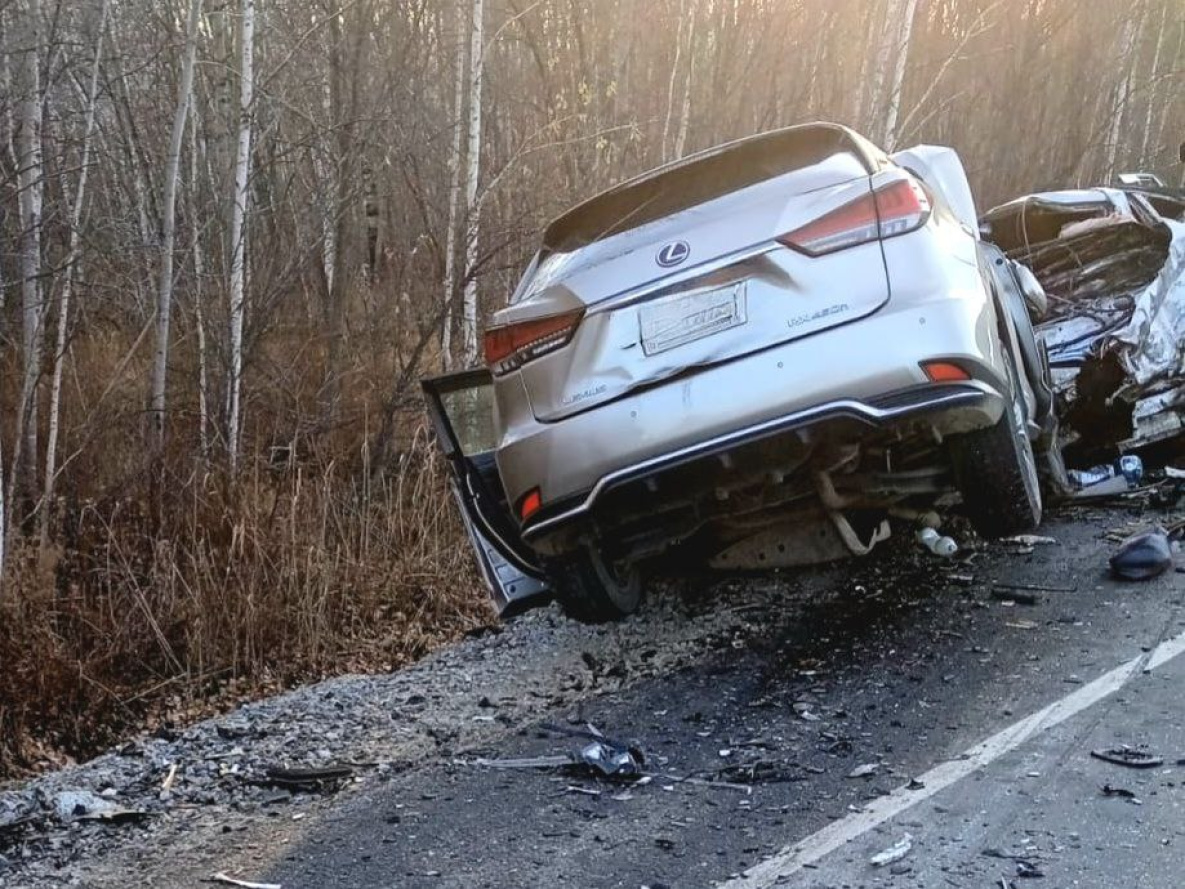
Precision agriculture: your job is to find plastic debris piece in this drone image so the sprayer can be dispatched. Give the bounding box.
[992,589,1039,606]
[52,790,148,825]
[209,874,282,889]
[1003,535,1058,546]
[916,527,958,557]
[575,739,644,780]
[1166,466,1185,480]
[1109,529,1173,580]
[259,765,354,791]
[1091,745,1164,768]
[847,763,880,779]
[1102,783,1141,803]
[1015,860,1045,878]
[870,833,913,867]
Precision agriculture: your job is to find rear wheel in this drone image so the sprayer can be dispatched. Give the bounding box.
[950,355,1043,538]
[551,545,642,623]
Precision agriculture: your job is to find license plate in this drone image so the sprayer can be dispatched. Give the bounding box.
[638,283,747,356]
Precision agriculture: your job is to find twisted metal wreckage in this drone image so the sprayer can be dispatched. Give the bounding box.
[981,182,1185,462]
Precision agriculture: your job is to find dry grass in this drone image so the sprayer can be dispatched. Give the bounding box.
[0,307,493,776]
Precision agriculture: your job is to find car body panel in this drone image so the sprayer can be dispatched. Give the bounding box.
[421,371,551,614]
[496,280,1008,519]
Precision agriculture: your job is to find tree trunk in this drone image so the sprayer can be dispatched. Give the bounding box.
[13,0,45,526]
[1105,4,1143,180]
[672,0,699,160]
[226,0,255,471]
[882,0,920,150]
[441,0,468,372]
[149,0,203,458]
[1139,0,1170,166]
[460,0,484,367]
[189,91,211,461]
[42,0,109,543]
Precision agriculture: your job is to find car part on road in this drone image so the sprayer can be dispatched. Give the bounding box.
[869,833,913,867]
[1090,745,1165,768]
[1109,528,1173,580]
[1101,784,1141,803]
[210,873,282,889]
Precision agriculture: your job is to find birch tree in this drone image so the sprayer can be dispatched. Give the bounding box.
[881,0,920,150]
[42,0,109,540]
[440,0,468,371]
[12,0,45,520]
[149,0,204,455]
[226,0,255,470]
[460,0,484,367]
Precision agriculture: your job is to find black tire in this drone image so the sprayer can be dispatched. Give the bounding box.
[950,355,1043,538]
[550,546,642,623]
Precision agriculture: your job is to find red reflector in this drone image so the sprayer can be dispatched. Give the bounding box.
[922,361,971,382]
[778,177,930,256]
[520,488,542,521]
[483,310,584,373]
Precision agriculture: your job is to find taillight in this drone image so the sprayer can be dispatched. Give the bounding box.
[519,487,542,521]
[483,309,584,375]
[778,178,931,256]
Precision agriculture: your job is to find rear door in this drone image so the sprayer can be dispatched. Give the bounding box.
[421,370,550,616]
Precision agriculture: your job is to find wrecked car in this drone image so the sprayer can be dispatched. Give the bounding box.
[981,187,1185,460]
[424,123,1062,621]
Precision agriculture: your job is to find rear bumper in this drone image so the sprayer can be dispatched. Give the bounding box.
[521,380,998,543]
[496,289,1009,542]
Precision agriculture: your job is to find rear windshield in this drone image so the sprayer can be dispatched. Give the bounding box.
[541,125,870,253]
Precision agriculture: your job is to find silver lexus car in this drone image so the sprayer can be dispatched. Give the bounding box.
[424,123,1062,622]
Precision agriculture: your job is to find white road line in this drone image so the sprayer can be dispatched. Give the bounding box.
[716,627,1185,889]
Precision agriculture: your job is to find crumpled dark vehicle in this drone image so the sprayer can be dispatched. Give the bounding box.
[981,187,1185,460]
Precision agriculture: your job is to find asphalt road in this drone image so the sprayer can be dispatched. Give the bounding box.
[262,507,1185,889]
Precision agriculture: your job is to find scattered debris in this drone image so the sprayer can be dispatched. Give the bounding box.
[916,527,958,557]
[51,791,148,825]
[1003,535,1058,547]
[575,740,644,780]
[846,763,880,779]
[1091,745,1164,768]
[255,765,355,792]
[991,589,1040,606]
[475,724,645,783]
[1015,860,1046,878]
[993,581,1076,594]
[1109,528,1174,580]
[1102,783,1142,803]
[208,873,282,889]
[870,833,913,868]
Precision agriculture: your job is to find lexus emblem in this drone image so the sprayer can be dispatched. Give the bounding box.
[656,240,690,268]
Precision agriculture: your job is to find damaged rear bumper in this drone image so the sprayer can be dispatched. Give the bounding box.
[522,380,1000,551]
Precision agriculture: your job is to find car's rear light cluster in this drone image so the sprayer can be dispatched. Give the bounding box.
[778,177,931,256]
[483,309,584,374]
